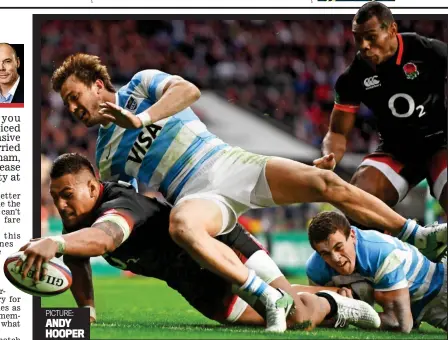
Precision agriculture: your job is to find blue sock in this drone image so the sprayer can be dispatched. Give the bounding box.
[239,270,281,304]
[240,269,268,297]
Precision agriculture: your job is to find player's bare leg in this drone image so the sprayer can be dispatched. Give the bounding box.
[439,185,447,215]
[264,157,447,259]
[349,165,400,232]
[170,199,248,284]
[169,199,293,332]
[350,166,400,207]
[430,149,448,215]
[267,276,330,330]
[232,277,380,330]
[265,158,405,231]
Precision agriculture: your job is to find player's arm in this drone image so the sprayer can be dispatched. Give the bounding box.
[320,108,357,165]
[63,255,97,323]
[371,250,413,333]
[18,210,133,280]
[374,288,413,333]
[99,70,201,129]
[314,70,360,170]
[141,75,201,124]
[57,224,122,256]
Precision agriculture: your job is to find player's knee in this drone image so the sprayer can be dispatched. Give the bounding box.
[351,167,398,206]
[169,209,196,244]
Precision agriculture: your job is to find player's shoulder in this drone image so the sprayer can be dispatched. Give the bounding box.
[306,251,334,285]
[354,227,405,273]
[401,32,446,56]
[335,53,369,84]
[117,69,171,89]
[132,69,173,82]
[401,32,433,47]
[97,182,164,213]
[95,182,135,211]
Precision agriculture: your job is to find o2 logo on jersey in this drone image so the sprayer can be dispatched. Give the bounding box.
[128,124,162,164]
[388,93,428,118]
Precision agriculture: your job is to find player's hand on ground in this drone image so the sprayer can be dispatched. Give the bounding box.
[84,306,97,324]
[313,153,336,170]
[15,238,58,282]
[337,287,353,299]
[99,102,143,129]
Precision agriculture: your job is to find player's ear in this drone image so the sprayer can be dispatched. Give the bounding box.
[350,229,356,242]
[389,22,398,37]
[88,179,97,198]
[95,79,104,93]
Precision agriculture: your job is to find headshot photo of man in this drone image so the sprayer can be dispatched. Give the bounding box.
[0,43,24,107]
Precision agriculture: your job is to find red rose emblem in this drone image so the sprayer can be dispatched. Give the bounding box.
[403,62,418,79]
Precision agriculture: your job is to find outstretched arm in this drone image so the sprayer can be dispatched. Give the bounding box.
[99,71,201,129]
[18,210,134,281]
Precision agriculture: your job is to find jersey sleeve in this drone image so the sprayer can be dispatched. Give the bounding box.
[306,252,334,286]
[92,209,135,245]
[333,64,362,113]
[419,36,448,74]
[93,185,149,245]
[132,69,175,102]
[372,249,408,291]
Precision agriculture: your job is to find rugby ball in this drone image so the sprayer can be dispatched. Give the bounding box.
[3,251,72,297]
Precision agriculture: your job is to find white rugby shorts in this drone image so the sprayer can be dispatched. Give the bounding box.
[175,147,276,235]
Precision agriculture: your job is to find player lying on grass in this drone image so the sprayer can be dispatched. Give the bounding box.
[306,211,447,333]
[17,153,380,331]
[52,53,446,332]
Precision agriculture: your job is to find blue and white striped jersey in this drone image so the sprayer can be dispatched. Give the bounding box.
[95,69,229,202]
[306,227,445,320]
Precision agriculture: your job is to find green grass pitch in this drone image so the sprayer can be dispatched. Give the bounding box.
[41,276,446,339]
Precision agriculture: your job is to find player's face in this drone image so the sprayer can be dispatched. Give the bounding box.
[49,171,99,228]
[314,229,357,275]
[60,75,105,127]
[352,16,397,65]
[0,45,20,86]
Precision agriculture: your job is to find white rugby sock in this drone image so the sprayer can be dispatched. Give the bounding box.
[239,269,282,306]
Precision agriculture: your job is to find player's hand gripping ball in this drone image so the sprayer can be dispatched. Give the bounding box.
[3,251,72,297]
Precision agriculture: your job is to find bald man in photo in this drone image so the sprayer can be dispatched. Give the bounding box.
[0,43,23,104]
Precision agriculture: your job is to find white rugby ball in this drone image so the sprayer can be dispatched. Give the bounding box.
[3,251,72,297]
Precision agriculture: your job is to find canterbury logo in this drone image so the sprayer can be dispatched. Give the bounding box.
[364,76,381,89]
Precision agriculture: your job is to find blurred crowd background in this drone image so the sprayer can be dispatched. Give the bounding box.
[40,19,447,235]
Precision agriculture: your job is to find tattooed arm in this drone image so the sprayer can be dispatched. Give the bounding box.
[18,210,133,286]
[61,211,133,257]
[61,222,125,256]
